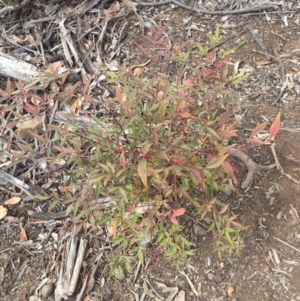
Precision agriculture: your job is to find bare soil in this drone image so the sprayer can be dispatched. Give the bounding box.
[1,2,300,301]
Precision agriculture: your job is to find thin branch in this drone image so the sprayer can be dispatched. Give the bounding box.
[208,28,249,52]
[136,1,278,15]
[272,50,285,106]
[249,28,271,60]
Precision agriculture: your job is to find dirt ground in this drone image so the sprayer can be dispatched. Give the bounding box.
[1,1,300,301]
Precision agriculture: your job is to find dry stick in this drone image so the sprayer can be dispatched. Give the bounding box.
[226,148,276,189]
[136,1,278,15]
[267,29,286,41]
[249,28,271,60]
[273,237,300,255]
[273,50,286,106]
[0,170,32,197]
[0,0,30,15]
[270,143,300,184]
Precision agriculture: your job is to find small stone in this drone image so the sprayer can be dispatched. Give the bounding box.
[114,268,125,280]
[29,296,39,301]
[223,186,232,196]
[41,283,54,298]
[207,272,214,280]
[193,224,206,237]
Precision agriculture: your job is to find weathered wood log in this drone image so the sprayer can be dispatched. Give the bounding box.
[0,52,39,84]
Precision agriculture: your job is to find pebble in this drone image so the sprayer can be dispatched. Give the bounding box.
[193,224,206,237]
[29,296,39,301]
[223,185,232,196]
[114,268,125,280]
[207,272,214,280]
[41,283,54,299]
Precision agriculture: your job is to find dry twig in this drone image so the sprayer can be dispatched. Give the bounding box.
[272,50,285,106]
[273,237,300,255]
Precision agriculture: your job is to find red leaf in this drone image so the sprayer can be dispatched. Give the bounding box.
[177,112,195,119]
[112,219,117,238]
[222,161,237,184]
[216,58,229,69]
[119,151,126,167]
[18,78,26,96]
[249,122,268,139]
[6,78,11,97]
[19,224,27,241]
[219,108,233,128]
[190,168,203,185]
[115,86,132,116]
[218,130,238,138]
[186,78,192,88]
[170,216,179,225]
[170,155,185,166]
[4,197,21,205]
[269,112,281,141]
[247,137,269,145]
[172,208,186,217]
[83,75,95,99]
[218,204,229,215]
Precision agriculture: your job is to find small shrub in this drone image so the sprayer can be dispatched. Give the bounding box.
[44,25,253,275]
[2,24,256,275]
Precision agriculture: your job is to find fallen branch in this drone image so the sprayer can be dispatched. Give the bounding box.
[136,1,278,15]
[227,148,276,189]
[249,28,271,60]
[0,52,39,84]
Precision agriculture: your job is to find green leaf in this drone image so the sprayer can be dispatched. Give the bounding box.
[142,143,152,156]
[89,174,106,182]
[207,154,229,169]
[206,127,221,140]
[137,159,148,189]
[215,25,220,40]
[196,43,208,55]
[66,204,73,216]
[103,175,112,186]
[233,73,251,84]
[158,99,168,120]
[222,64,228,81]
[137,246,144,265]
[219,48,236,58]
[118,187,128,202]
[156,231,165,243]
[225,230,233,246]
[207,222,216,232]
[237,38,248,48]
[98,163,110,173]
[33,194,50,201]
